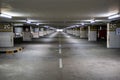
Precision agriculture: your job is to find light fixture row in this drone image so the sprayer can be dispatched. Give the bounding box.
[0,13,12,18]
[0,12,120,28]
[108,13,120,19]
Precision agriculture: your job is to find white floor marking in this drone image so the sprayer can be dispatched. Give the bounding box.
[59,48,62,54]
[58,33,63,68]
[59,58,63,68]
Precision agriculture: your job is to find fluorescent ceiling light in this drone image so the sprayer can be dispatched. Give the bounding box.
[108,14,120,19]
[90,20,95,23]
[81,23,85,25]
[0,13,12,18]
[36,23,40,25]
[44,26,49,28]
[26,20,31,24]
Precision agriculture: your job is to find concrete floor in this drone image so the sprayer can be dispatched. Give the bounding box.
[0,32,120,80]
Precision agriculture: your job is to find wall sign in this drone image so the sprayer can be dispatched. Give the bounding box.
[0,24,13,32]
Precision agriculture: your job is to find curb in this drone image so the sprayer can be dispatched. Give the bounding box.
[0,47,24,54]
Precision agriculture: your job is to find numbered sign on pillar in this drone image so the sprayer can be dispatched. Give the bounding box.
[0,24,14,47]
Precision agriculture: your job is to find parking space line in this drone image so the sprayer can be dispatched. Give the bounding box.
[59,58,63,68]
[59,48,62,54]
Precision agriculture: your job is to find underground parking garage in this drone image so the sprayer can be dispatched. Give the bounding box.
[0,0,120,80]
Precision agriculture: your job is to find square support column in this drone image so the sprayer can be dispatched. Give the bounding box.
[23,26,32,41]
[76,28,80,37]
[0,24,14,47]
[88,26,97,41]
[74,28,77,36]
[80,27,88,38]
[72,28,75,35]
[107,23,120,48]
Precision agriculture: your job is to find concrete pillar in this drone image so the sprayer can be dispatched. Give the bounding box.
[74,28,77,36]
[73,28,76,36]
[107,23,120,48]
[88,26,97,41]
[23,26,32,41]
[75,27,80,37]
[70,29,73,35]
[80,27,88,38]
[72,28,75,35]
[0,24,14,47]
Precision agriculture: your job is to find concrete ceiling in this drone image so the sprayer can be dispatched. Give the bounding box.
[0,0,120,28]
